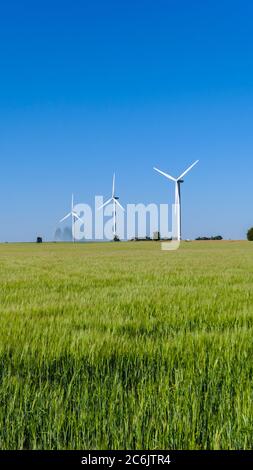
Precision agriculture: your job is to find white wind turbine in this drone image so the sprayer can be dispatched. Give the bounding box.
[98,173,124,240]
[60,194,82,243]
[154,160,199,241]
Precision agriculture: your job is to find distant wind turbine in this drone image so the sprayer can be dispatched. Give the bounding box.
[154,160,199,240]
[60,194,82,243]
[98,173,124,240]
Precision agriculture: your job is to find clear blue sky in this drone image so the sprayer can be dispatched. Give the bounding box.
[0,0,252,241]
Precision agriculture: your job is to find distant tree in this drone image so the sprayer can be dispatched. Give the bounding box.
[36,237,43,243]
[196,235,223,241]
[247,227,253,241]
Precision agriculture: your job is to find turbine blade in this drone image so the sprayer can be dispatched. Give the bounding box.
[97,198,113,211]
[60,212,71,223]
[177,160,199,180]
[112,173,115,197]
[153,167,176,182]
[115,199,125,211]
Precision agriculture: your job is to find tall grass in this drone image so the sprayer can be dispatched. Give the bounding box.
[0,241,253,449]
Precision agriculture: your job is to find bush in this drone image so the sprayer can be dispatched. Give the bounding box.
[247,227,253,241]
[195,235,223,241]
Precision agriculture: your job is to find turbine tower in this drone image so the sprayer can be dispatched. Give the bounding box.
[98,173,124,240]
[154,160,199,240]
[60,194,82,243]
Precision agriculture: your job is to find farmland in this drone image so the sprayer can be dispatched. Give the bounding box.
[0,241,252,449]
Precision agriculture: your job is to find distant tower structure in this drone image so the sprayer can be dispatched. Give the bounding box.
[153,231,160,241]
[98,173,124,241]
[154,160,199,240]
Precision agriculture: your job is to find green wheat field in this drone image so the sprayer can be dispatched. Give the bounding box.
[0,241,252,450]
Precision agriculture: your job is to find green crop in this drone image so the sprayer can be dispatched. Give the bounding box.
[0,241,252,449]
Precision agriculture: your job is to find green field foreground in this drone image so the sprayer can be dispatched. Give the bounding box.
[0,241,253,450]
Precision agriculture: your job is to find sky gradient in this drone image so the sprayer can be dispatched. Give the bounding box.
[0,0,253,241]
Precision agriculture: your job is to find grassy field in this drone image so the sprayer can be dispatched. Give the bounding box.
[0,240,253,450]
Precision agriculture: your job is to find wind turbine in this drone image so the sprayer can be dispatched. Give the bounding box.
[98,173,124,240]
[154,160,199,240]
[60,194,82,243]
